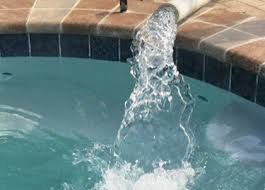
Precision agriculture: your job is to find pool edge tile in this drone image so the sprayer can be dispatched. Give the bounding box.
[30,34,59,57]
[90,35,119,61]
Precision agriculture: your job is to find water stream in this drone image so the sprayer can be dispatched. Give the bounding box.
[92,6,198,190]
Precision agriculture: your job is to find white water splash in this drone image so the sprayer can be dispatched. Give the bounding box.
[95,161,195,190]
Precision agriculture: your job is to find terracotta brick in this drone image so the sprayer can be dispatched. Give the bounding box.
[62,10,108,34]
[34,0,79,8]
[0,10,30,33]
[234,19,265,37]
[260,4,265,11]
[127,0,163,14]
[219,0,265,18]
[200,28,256,62]
[185,2,225,21]
[226,40,265,72]
[197,8,250,26]
[97,11,149,38]
[76,0,119,10]
[27,9,71,33]
[154,0,168,3]
[0,0,35,9]
[176,21,226,50]
[238,0,265,7]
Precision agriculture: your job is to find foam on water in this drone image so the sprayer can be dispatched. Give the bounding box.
[95,161,195,190]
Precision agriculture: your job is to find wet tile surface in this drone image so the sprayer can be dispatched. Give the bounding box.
[231,66,257,101]
[257,74,265,107]
[0,34,29,56]
[177,21,225,50]
[219,0,265,18]
[234,19,265,37]
[30,34,59,56]
[62,10,108,34]
[90,36,119,61]
[97,12,149,38]
[257,66,265,106]
[120,38,133,62]
[197,8,250,26]
[127,0,162,14]
[34,0,79,8]
[0,0,35,9]
[200,28,256,61]
[205,56,230,90]
[27,9,70,33]
[76,0,119,10]
[177,48,204,80]
[0,10,30,33]
[226,39,265,73]
[61,34,89,58]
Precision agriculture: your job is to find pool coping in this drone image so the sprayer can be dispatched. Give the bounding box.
[0,0,265,107]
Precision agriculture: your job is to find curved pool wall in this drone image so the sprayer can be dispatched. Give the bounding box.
[0,0,265,107]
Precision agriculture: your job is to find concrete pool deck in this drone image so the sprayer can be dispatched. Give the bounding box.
[0,0,265,106]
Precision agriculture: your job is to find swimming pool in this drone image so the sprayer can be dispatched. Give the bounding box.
[0,57,264,190]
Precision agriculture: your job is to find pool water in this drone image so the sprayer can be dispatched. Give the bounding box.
[0,57,264,190]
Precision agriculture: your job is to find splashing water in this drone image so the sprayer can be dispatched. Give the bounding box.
[115,5,194,168]
[93,5,197,190]
[95,161,195,190]
[64,6,197,190]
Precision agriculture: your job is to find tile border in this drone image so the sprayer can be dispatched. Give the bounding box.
[176,47,265,108]
[0,32,264,108]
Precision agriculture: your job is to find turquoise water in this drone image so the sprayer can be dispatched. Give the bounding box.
[0,57,264,190]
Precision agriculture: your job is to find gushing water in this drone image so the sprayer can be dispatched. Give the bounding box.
[115,5,194,167]
[93,5,196,190]
[63,6,197,190]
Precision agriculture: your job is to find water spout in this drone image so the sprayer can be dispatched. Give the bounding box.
[94,6,196,190]
[115,5,194,171]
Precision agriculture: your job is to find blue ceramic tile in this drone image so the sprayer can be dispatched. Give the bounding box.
[91,36,118,61]
[0,34,29,57]
[30,34,59,56]
[120,38,133,62]
[177,48,204,80]
[61,34,89,58]
[205,56,230,90]
[256,74,265,107]
[231,66,256,101]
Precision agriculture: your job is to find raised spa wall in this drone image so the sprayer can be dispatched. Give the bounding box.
[0,0,265,107]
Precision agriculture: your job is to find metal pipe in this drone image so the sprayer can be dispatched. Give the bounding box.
[120,0,127,13]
